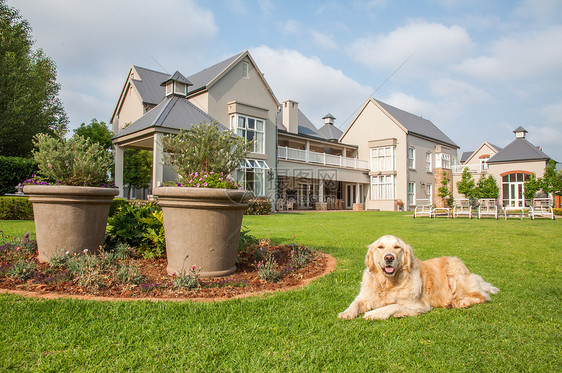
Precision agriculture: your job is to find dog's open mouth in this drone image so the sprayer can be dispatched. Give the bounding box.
[383,265,396,275]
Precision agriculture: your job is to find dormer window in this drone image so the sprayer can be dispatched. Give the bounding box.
[161,71,192,97]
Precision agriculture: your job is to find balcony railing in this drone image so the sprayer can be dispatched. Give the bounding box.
[278,146,368,170]
[452,164,487,174]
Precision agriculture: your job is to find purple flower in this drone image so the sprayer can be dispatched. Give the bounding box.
[203,182,208,186]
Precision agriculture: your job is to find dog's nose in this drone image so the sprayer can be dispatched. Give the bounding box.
[384,254,394,263]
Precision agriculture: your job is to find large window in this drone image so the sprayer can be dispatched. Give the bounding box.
[502,172,530,207]
[231,114,265,153]
[435,153,451,169]
[408,147,415,169]
[370,146,395,172]
[235,159,269,196]
[370,175,395,200]
[426,151,432,172]
[408,182,415,206]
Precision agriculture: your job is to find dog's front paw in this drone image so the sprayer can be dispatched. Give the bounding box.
[338,310,357,320]
[362,309,388,321]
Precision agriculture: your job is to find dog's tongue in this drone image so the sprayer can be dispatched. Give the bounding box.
[385,266,394,274]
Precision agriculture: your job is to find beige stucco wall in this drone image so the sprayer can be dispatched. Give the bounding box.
[114,84,145,133]
[203,56,279,200]
[488,160,547,180]
[465,143,498,166]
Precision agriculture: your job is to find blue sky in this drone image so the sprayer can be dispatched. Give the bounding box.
[9,0,562,163]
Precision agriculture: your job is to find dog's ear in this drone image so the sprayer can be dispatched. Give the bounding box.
[402,243,415,273]
[365,241,379,273]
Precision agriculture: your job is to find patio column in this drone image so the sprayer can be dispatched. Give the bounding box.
[153,133,164,190]
[114,144,124,197]
[318,179,324,203]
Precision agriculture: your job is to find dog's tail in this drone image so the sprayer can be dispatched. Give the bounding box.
[471,273,499,297]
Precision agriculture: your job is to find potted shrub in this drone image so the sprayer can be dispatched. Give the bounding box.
[23,133,118,262]
[154,122,253,277]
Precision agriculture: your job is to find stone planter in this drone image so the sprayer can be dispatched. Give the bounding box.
[153,187,252,277]
[23,185,118,262]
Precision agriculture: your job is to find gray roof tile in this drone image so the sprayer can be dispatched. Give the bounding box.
[487,137,551,163]
[375,99,458,148]
[187,52,244,93]
[318,123,343,140]
[113,96,223,139]
[132,66,169,105]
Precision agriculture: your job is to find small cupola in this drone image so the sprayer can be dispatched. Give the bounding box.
[322,113,335,126]
[513,126,527,139]
[161,71,192,97]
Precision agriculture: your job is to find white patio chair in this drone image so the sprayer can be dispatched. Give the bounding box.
[453,199,472,219]
[477,199,499,219]
[530,198,555,220]
[414,199,434,218]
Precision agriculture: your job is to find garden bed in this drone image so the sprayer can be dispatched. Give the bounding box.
[0,236,335,301]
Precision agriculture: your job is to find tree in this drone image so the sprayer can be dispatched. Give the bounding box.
[0,0,68,157]
[456,167,476,199]
[73,119,113,151]
[542,160,562,196]
[123,149,152,198]
[523,173,543,202]
[437,171,453,207]
[474,174,499,199]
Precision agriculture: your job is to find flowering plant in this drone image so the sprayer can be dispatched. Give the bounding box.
[164,171,240,189]
[162,121,251,188]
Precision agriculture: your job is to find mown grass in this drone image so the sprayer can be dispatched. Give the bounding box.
[1,212,560,372]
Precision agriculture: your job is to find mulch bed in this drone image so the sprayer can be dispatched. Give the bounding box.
[0,245,336,302]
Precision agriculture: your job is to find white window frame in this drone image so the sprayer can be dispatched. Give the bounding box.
[408,182,415,206]
[408,147,415,170]
[480,156,489,171]
[370,175,395,200]
[435,153,451,169]
[236,159,269,196]
[426,151,432,172]
[242,61,249,79]
[370,146,395,172]
[230,114,265,154]
[426,183,432,203]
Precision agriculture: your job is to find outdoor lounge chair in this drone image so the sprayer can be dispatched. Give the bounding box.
[414,199,433,218]
[477,199,498,219]
[529,198,555,220]
[453,199,472,219]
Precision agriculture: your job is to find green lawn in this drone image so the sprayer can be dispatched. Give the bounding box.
[1,212,560,372]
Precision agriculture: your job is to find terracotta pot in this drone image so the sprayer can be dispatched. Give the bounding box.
[23,185,118,262]
[153,187,252,277]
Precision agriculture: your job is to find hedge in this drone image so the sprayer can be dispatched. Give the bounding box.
[554,208,562,216]
[0,156,37,195]
[244,198,272,215]
[0,197,33,220]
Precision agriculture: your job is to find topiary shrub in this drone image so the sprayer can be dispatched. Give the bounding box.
[0,197,33,220]
[244,198,272,215]
[0,156,37,195]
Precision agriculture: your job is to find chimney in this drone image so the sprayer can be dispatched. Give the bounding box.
[513,126,527,139]
[322,113,335,126]
[282,100,299,134]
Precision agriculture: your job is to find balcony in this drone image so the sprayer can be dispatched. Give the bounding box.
[452,164,487,174]
[278,146,368,170]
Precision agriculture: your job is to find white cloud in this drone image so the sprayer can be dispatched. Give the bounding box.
[513,0,562,23]
[311,31,339,50]
[251,46,372,129]
[258,0,275,16]
[9,0,218,127]
[346,21,474,79]
[456,25,562,82]
[430,78,492,103]
[282,19,302,35]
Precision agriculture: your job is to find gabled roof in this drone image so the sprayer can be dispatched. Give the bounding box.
[187,53,242,93]
[487,137,551,164]
[461,141,503,164]
[131,66,169,105]
[113,95,222,140]
[373,99,458,148]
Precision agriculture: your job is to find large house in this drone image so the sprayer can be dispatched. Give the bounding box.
[452,126,553,207]
[109,50,469,211]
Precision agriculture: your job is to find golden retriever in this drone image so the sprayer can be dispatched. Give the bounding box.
[338,235,499,321]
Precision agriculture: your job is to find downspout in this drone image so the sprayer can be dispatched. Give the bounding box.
[274,106,280,212]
